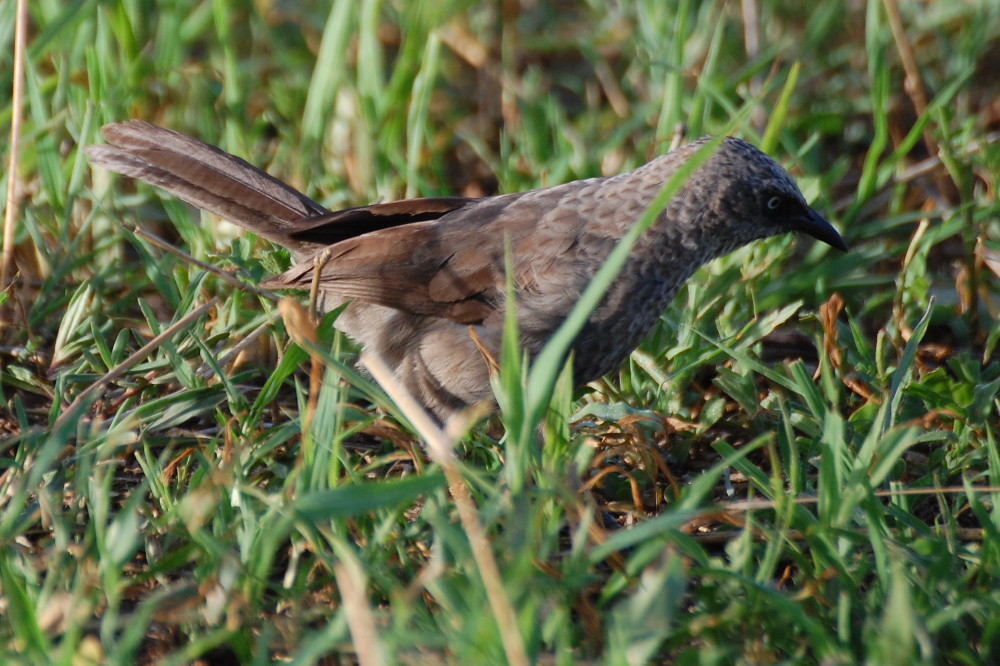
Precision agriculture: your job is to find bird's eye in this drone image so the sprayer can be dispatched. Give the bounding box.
[766,196,782,210]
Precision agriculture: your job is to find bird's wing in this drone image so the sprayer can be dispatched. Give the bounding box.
[284,197,478,246]
[263,189,580,324]
[263,220,498,324]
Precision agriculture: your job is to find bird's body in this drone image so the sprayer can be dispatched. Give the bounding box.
[86,122,846,420]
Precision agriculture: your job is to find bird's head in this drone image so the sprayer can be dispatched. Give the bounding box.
[679,137,848,255]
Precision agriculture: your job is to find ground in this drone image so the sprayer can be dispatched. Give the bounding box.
[1,1,1000,663]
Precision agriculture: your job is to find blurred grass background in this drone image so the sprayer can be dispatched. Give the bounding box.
[2,0,1000,663]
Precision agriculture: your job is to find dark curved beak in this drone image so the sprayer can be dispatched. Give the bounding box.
[798,206,848,252]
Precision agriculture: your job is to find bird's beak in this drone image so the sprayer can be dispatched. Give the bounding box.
[798,207,848,252]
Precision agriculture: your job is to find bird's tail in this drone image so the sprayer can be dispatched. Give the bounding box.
[84,121,330,258]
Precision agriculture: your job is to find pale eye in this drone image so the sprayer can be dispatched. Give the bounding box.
[766,196,782,210]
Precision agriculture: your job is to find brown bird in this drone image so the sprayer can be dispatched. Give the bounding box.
[86,122,847,421]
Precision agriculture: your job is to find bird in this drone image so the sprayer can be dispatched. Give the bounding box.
[86,121,847,422]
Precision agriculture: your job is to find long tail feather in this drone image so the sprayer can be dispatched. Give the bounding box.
[85,121,330,256]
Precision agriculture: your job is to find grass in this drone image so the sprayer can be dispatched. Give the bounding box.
[2,0,1000,663]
